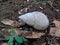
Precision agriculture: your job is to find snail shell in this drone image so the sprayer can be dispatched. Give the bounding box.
[18,11,49,30]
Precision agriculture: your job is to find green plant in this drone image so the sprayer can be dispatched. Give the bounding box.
[5,29,28,45]
[49,40,53,45]
[49,42,53,45]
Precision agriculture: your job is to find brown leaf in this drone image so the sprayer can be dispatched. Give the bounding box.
[1,19,14,26]
[1,28,45,39]
[25,32,45,38]
[53,20,60,29]
[1,19,25,28]
[1,43,7,45]
[55,29,60,37]
[15,28,45,38]
[50,27,57,36]
[50,20,60,37]
[50,27,60,37]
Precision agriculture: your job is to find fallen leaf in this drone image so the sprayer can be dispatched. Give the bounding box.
[1,19,14,26]
[1,43,7,45]
[1,28,45,39]
[53,20,60,29]
[50,27,57,36]
[25,32,45,38]
[14,29,45,39]
[50,27,60,37]
[50,20,60,37]
[55,29,60,37]
[1,19,25,27]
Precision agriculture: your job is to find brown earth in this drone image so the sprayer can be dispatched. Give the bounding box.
[0,0,60,45]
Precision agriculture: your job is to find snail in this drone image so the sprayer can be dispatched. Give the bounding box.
[18,11,49,30]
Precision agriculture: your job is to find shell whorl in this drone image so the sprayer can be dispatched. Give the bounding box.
[18,11,49,30]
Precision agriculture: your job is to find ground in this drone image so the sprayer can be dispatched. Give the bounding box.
[0,0,60,45]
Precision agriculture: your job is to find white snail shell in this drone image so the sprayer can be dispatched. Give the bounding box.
[18,11,49,30]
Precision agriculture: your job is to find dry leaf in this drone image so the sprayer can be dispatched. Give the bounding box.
[50,20,60,37]
[1,19,14,26]
[1,43,7,45]
[50,27,57,36]
[55,29,60,37]
[1,19,25,27]
[50,27,60,37]
[1,28,45,39]
[14,29,45,38]
[53,20,60,29]
[25,32,45,38]
[18,8,28,14]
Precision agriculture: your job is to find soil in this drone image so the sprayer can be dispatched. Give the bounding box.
[0,0,60,45]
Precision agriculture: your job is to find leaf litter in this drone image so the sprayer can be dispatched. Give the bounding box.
[50,20,60,37]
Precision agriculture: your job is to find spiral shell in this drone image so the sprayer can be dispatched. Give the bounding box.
[18,11,49,30]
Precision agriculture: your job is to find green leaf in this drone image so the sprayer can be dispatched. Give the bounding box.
[22,37,28,42]
[8,37,13,45]
[15,42,17,45]
[5,35,11,40]
[11,29,16,35]
[15,35,23,43]
[41,2,47,5]
[15,42,21,45]
[50,44,53,45]
[30,1,47,5]
[49,42,53,45]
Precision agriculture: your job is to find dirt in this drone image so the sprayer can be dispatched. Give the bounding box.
[0,0,60,45]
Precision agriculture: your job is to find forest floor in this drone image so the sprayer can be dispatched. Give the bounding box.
[0,0,60,45]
